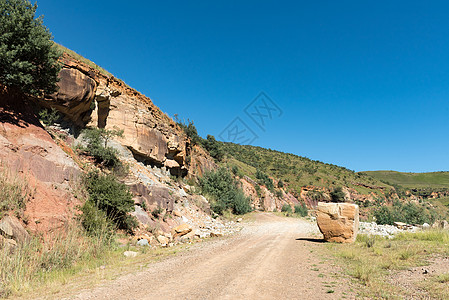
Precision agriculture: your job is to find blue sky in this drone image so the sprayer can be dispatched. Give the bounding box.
[36,1,449,172]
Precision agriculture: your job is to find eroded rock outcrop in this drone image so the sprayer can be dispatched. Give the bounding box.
[41,57,98,126]
[38,53,191,176]
[188,145,217,178]
[316,202,359,243]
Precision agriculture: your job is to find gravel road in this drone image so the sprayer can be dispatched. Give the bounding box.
[67,213,353,300]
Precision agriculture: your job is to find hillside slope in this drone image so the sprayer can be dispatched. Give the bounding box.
[364,170,449,189]
[221,143,392,199]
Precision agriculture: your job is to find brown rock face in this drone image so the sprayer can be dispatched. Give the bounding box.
[43,66,97,126]
[188,145,217,178]
[316,202,359,243]
[130,184,177,212]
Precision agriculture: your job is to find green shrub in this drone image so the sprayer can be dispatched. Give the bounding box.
[373,200,439,225]
[0,0,61,95]
[281,204,292,213]
[80,200,114,237]
[202,135,224,161]
[151,206,163,219]
[83,171,137,233]
[294,203,308,217]
[254,184,262,197]
[199,167,252,215]
[38,108,60,126]
[274,190,283,198]
[175,118,203,146]
[256,169,274,191]
[330,187,346,202]
[231,165,243,178]
[81,127,124,169]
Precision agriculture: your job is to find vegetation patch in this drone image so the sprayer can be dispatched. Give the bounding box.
[0,222,113,298]
[80,127,124,170]
[55,43,113,77]
[327,230,449,299]
[82,171,137,234]
[294,203,308,217]
[372,199,441,225]
[0,0,61,96]
[199,167,252,215]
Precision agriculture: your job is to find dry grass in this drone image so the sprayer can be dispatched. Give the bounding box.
[0,166,33,219]
[0,222,114,298]
[10,236,192,300]
[421,272,449,299]
[327,230,449,299]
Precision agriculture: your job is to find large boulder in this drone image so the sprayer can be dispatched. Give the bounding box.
[316,202,359,243]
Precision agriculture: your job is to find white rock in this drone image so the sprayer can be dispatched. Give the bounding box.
[124,251,138,258]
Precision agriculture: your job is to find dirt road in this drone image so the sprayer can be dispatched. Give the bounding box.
[68,213,353,299]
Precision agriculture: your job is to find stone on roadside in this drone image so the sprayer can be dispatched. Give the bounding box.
[123,251,138,258]
[157,235,169,246]
[210,232,223,238]
[172,223,192,237]
[137,238,149,246]
[316,202,359,243]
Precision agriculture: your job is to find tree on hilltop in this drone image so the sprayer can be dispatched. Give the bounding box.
[0,0,61,96]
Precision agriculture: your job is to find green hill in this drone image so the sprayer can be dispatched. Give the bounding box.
[220,143,391,197]
[364,171,449,189]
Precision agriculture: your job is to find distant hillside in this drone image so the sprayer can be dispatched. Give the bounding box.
[220,143,392,198]
[364,171,449,189]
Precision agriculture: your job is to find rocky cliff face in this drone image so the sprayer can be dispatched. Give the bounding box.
[0,51,236,243]
[39,53,191,177]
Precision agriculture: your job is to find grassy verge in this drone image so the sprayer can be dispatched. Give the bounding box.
[2,223,193,299]
[0,222,113,298]
[326,230,449,299]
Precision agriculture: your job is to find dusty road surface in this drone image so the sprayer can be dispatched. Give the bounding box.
[67,213,353,300]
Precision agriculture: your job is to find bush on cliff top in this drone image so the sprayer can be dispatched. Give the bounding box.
[0,0,61,95]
